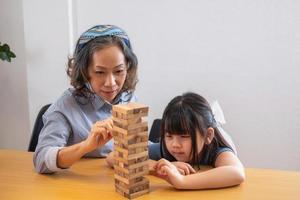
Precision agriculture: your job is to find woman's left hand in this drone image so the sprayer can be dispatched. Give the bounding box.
[155,158,185,188]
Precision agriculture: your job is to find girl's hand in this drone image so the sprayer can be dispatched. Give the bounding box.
[83,118,113,153]
[155,158,185,188]
[105,151,115,168]
[171,161,196,175]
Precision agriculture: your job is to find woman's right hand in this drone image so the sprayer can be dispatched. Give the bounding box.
[83,118,113,153]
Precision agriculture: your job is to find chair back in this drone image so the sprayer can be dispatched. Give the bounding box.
[149,119,161,143]
[28,104,51,152]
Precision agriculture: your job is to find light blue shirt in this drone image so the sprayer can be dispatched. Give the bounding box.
[33,88,136,173]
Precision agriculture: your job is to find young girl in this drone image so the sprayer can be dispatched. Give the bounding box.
[148,92,245,189]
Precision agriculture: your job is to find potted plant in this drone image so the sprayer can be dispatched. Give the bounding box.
[0,42,16,62]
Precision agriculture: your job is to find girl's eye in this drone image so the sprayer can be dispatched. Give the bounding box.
[180,135,190,138]
[165,134,172,138]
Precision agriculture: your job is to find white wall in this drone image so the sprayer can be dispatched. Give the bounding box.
[23,0,70,127]
[75,0,300,170]
[0,0,299,170]
[0,0,69,150]
[0,0,30,150]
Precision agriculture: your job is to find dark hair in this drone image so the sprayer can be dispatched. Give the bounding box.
[67,36,138,99]
[160,92,232,167]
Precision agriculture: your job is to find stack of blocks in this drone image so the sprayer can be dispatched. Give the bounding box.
[112,103,150,199]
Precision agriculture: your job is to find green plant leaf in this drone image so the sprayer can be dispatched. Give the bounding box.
[2,44,10,51]
[0,42,16,62]
[8,51,16,58]
[0,52,10,62]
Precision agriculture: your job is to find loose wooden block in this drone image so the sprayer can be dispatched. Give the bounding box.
[113,103,148,115]
[113,111,148,120]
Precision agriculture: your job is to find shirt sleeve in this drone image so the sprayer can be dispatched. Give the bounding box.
[212,147,234,167]
[33,110,71,174]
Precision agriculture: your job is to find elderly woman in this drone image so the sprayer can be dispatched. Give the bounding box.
[34,25,138,174]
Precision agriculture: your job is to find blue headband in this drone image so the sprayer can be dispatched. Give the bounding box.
[76,25,131,53]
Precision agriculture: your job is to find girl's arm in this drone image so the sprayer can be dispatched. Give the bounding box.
[106,154,195,176]
[156,151,245,189]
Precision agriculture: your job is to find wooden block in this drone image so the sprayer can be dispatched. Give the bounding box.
[113,102,149,199]
[131,177,149,188]
[114,174,130,184]
[114,165,129,174]
[114,146,129,156]
[115,155,144,165]
[116,177,149,189]
[113,111,148,120]
[127,121,148,130]
[113,103,148,115]
[127,131,148,140]
[113,120,148,131]
[128,169,149,179]
[127,151,148,160]
[115,177,149,199]
[127,160,148,170]
[128,141,148,149]
[129,188,149,199]
[112,116,142,126]
[112,131,148,146]
[121,112,148,120]
[114,162,149,176]
[136,156,148,163]
[112,125,148,136]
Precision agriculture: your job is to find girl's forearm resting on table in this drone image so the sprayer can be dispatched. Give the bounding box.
[176,165,245,189]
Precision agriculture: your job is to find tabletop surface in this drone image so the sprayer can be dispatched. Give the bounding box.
[0,149,299,200]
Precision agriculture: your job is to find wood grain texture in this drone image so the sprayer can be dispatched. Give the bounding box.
[0,150,300,200]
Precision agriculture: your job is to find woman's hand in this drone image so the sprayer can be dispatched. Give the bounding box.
[83,118,113,153]
[154,158,186,188]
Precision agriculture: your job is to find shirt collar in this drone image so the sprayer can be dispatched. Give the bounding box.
[91,91,133,110]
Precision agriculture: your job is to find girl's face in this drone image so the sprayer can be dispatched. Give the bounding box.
[165,131,205,162]
[88,45,127,103]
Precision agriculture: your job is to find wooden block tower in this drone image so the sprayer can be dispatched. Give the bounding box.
[112,103,150,199]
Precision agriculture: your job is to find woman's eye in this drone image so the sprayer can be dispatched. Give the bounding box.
[115,69,125,74]
[95,71,105,74]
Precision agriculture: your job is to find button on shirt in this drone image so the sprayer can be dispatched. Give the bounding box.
[33,88,136,173]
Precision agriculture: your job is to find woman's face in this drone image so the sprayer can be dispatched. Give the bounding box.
[88,45,127,103]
